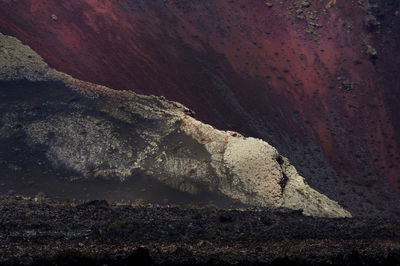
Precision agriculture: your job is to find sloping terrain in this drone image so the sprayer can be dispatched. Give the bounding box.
[0,0,399,216]
[0,32,350,218]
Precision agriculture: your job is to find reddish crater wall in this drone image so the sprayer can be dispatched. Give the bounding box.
[1,0,399,197]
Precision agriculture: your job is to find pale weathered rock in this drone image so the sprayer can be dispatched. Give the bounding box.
[0,32,351,218]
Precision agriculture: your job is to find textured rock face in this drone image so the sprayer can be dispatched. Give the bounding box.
[180,116,349,218]
[0,0,399,217]
[0,32,350,218]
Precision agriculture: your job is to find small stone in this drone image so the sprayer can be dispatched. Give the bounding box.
[27,104,39,111]
[366,45,378,59]
[34,192,46,202]
[301,0,310,8]
[51,14,58,21]
[133,198,147,206]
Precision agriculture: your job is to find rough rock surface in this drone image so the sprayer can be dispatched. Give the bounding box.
[0,32,350,218]
[0,195,399,266]
[1,1,399,219]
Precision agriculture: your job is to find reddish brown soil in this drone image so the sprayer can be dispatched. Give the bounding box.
[1,0,399,196]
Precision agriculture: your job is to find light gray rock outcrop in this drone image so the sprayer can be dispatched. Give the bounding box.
[0,32,351,218]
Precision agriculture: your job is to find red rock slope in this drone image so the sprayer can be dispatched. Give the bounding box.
[1,0,399,207]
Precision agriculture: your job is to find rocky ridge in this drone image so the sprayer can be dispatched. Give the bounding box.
[0,32,350,218]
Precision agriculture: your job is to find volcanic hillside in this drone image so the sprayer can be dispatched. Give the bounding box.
[1,0,400,215]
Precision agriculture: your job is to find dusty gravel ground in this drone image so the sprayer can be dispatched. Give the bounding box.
[0,194,399,266]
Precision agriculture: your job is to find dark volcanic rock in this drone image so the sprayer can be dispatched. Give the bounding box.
[0,195,398,265]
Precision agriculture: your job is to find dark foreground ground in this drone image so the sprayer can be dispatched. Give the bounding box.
[0,194,399,266]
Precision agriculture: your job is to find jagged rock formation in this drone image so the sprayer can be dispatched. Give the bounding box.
[0,32,350,218]
[1,0,399,217]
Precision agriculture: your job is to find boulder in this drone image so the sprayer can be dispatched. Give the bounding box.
[0,32,351,218]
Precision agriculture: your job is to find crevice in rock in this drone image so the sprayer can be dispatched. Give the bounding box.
[276,155,284,165]
[279,172,288,194]
[276,155,288,193]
